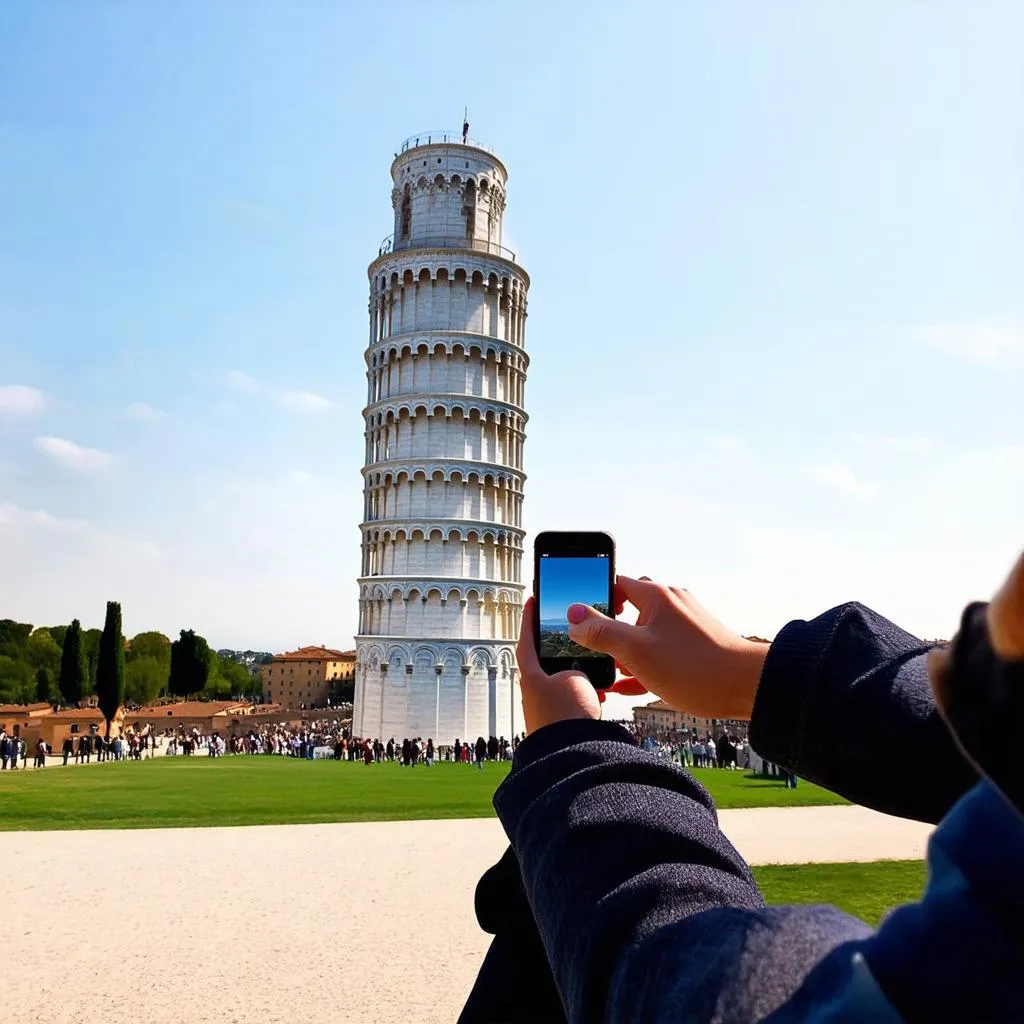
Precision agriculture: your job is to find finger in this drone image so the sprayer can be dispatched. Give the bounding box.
[988,549,1024,660]
[609,677,648,696]
[516,597,544,677]
[613,581,627,616]
[617,575,665,607]
[928,646,952,715]
[567,603,642,660]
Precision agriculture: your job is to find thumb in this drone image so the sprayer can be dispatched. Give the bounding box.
[567,604,638,661]
[988,549,1024,661]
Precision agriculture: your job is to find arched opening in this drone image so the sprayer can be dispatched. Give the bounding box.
[463,179,477,239]
[400,183,411,240]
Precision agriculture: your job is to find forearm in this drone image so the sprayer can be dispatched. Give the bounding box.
[495,720,759,1020]
[750,602,977,823]
[496,719,870,1023]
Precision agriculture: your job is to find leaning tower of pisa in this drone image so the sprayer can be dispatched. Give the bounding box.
[353,130,529,746]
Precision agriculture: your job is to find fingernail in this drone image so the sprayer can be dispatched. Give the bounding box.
[567,604,587,625]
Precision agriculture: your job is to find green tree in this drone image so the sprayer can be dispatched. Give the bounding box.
[25,628,62,676]
[82,628,103,693]
[45,624,68,650]
[59,619,88,708]
[205,656,253,699]
[125,656,169,705]
[96,602,126,737]
[127,631,172,667]
[35,666,56,704]
[0,655,34,704]
[169,629,212,699]
[0,619,33,653]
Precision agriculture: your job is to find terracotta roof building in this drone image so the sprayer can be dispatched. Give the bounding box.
[632,699,749,742]
[0,703,54,740]
[260,647,355,708]
[124,701,257,736]
[0,705,124,752]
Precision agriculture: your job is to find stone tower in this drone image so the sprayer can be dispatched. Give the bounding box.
[353,130,529,746]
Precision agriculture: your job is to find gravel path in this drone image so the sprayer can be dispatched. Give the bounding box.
[1,807,932,1024]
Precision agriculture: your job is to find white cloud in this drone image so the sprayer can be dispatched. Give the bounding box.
[0,502,161,632]
[851,433,932,455]
[0,384,50,415]
[125,401,166,422]
[33,436,116,473]
[227,370,260,393]
[913,324,1024,365]
[707,434,747,454]
[225,373,333,413]
[279,389,335,412]
[808,460,877,500]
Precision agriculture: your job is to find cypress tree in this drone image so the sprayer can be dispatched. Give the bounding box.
[58,619,88,707]
[169,629,212,698]
[35,666,54,705]
[96,602,125,737]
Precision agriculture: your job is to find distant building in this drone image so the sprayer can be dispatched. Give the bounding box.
[0,704,124,752]
[0,702,55,740]
[632,699,749,741]
[261,646,356,707]
[217,649,273,673]
[124,700,260,737]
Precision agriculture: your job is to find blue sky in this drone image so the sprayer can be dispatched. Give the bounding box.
[539,558,611,623]
[1,1,1021,685]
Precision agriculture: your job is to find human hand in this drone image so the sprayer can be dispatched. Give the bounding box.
[565,576,770,720]
[929,548,1024,695]
[988,550,1024,660]
[516,597,602,733]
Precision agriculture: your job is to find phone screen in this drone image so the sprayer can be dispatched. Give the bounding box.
[535,533,615,688]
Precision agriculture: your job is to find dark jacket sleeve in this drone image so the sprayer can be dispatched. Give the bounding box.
[749,602,977,823]
[494,720,870,1023]
[933,601,1024,814]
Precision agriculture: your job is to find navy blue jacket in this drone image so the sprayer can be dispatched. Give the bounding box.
[460,602,1024,1022]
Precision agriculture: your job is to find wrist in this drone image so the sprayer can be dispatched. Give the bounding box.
[723,639,770,720]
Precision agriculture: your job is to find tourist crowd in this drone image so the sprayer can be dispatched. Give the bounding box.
[0,727,158,770]
[0,720,525,771]
[220,723,520,767]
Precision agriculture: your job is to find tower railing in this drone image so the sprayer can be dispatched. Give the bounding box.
[377,233,517,262]
[398,131,498,157]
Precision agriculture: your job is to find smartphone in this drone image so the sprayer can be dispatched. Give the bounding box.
[533,531,616,689]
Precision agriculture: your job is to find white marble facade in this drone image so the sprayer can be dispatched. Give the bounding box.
[354,134,529,746]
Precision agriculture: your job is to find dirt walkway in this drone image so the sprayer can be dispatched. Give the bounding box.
[1,808,932,1024]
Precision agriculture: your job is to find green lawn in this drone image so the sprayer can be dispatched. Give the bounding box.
[0,757,846,831]
[754,860,927,927]
[692,767,847,809]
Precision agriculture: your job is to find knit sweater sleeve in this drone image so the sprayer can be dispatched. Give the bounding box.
[749,602,977,823]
